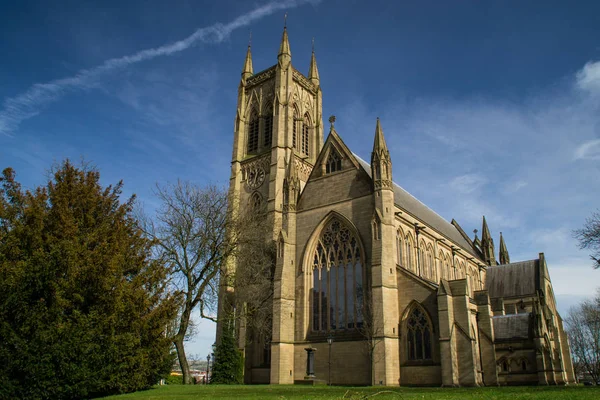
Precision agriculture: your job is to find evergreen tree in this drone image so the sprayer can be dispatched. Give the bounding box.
[210,320,243,384]
[0,161,177,399]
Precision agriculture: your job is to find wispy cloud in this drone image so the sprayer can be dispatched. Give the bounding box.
[0,0,319,136]
[576,60,600,93]
[574,138,600,160]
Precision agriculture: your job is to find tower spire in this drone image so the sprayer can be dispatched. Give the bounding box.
[481,216,496,265]
[499,232,510,265]
[278,25,291,57]
[308,38,320,86]
[371,118,392,189]
[372,117,389,155]
[241,41,253,83]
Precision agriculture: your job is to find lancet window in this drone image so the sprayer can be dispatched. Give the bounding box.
[407,306,432,361]
[325,149,342,174]
[250,191,262,210]
[405,235,415,272]
[396,231,404,266]
[263,111,273,148]
[247,110,259,154]
[427,247,434,281]
[311,218,364,332]
[293,106,300,150]
[302,113,310,156]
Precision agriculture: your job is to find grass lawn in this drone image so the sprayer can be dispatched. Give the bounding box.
[101,384,598,400]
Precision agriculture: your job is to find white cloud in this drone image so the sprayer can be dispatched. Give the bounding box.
[0,0,319,136]
[448,173,487,194]
[576,61,600,93]
[574,138,600,160]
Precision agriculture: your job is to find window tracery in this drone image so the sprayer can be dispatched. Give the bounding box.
[311,218,364,332]
[407,305,432,360]
[325,150,342,174]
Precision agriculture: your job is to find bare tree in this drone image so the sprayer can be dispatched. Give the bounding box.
[140,181,274,384]
[565,289,600,384]
[574,210,600,269]
[140,182,233,384]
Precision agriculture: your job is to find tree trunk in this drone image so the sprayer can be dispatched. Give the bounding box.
[174,336,192,384]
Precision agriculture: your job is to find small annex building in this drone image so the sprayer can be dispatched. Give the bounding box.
[216,26,576,386]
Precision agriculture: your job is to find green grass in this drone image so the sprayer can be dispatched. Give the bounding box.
[102,384,598,400]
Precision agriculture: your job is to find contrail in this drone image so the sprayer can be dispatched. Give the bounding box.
[0,0,319,136]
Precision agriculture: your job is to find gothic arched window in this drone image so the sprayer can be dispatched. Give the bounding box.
[292,106,300,151]
[311,218,364,332]
[405,234,414,272]
[407,305,432,361]
[250,191,262,210]
[263,109,273,148]
[302,113,310,156]
[397,230,404,266]
[426,246,434,281]
[418,240,426,276]
[325,149,342,174]
[247,110,259,154]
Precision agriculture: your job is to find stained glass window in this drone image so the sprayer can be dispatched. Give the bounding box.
[407,306,432,360]
[311,218,363,332]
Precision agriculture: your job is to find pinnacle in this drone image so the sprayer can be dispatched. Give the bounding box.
[242,45,253,76]
[372,117,389,154]
[308,49,319,84]
[278,27,291,57]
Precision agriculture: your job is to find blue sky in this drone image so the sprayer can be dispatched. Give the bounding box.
[2,0,600,359]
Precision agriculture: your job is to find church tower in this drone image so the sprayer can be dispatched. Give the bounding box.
[224,25,324,384]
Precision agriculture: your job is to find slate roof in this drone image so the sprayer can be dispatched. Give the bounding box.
[485,260,539,299]
[493,313,532,340]
[353,155,480,258]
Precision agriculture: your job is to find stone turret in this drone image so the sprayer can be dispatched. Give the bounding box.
[499,232,510,265]
[481,216,496,266]
[370,118,392,190]
[369,118,399,386]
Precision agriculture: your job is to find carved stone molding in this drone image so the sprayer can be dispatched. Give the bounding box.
[241,154,270,182]
[292,68,317,94]
[294,156,313,181]
[246,66,276,88]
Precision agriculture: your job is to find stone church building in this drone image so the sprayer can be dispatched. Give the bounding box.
[217,27,576,386]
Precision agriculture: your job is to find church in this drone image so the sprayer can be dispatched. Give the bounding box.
[216,26,576,386]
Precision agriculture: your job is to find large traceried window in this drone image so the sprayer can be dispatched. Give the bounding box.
[247,110,259,154]
[312,218,364,332]
[407,305,432,361]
